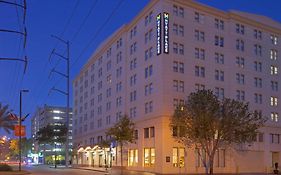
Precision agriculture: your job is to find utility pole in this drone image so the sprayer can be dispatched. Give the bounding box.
[19,89,29,171]
[49,35,70,167]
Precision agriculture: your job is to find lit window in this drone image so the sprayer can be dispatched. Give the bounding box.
[144,148,155,167]
[128,149,138,166]
[270,96,278,106]
[173,147,185,167]
[270,65,278,75]
[271,112,279,122]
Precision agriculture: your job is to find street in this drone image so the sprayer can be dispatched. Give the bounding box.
[22,165,157,175]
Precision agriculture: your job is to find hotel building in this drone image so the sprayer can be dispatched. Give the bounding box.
[31,105,73,164]
[72,0,281,174]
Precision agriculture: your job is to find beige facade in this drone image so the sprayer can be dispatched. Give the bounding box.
[72,0,281,174]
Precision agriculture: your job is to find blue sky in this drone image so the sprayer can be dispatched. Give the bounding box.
[0,0,280,137]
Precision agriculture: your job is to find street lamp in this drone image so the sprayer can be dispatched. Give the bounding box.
[19,89,29,171]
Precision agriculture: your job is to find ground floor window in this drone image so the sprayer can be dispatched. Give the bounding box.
[144,148,155,167]
[128,149,138,166]
[172,147,185,167]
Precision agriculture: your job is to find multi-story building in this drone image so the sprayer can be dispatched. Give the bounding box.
[31,105,72,164]
[73,0,281,174]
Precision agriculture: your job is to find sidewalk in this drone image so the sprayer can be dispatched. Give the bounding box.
[72,165,277,175]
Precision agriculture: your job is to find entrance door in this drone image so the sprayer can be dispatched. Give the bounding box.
[99,155,102,167]
[272,152,279,167]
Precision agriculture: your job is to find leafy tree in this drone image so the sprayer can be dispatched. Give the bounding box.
[9,139,19,159]
[36,124,67,167]
[106,115,135,170]
[0,103,16,134]
[170,90,266,175]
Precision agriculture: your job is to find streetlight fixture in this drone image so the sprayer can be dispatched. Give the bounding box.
[19,89,29,171]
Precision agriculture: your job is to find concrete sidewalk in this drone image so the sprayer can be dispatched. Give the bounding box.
[71,165,278,175]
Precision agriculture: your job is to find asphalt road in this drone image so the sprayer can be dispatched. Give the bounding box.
[23,165,105,175]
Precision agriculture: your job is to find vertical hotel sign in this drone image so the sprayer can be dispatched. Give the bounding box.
[163,12,169,54]
[156,13,161,55]
[156,12,169,56]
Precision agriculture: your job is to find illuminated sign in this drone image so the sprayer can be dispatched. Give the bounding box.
[163,12,169,54]
[156,13,161,55]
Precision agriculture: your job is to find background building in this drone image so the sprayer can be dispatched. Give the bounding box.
[72,0,281,174]
[31,105,72,164]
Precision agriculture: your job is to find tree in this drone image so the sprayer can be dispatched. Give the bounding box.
[170,90,266,175]
[106,115,135,170]
[36,124,67,167]
[9,139,19,159]
[0,103,16,134]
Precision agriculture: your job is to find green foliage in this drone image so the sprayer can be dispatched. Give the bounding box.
[0,164,13,171]
[0,103,16,134]
[106,115,135,168]
[170,90,266,174]
[106,115,135,145]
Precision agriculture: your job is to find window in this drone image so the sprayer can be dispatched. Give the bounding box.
[270,134,280,144]
[173,42,184,55]
[215,70,224,81]
[173,98,185,109]
[214,87,224,100]
[97,93,102,102]
[254,29,262,39]
[271,81,278,91]
[270,96,278,106]
[236,73,245,84]
[130,26,137,39]
[128,149,138,166]
[144,148,155,167]
[145,65,153,78]
[270,35,278,45]
[130,42,137,55]
[215,53,224,64]
[215,36,224,47]
[173,61,184,73]
[106,88,111,97]
[195,48,205,60]
[106,60,111,71]
[254,44,262,56]
[106,75,112,84]
[145,29,153,43]
[194,12,204,23]
[106,115,111,125]
[254,93,263,104]
[130,90,137,102]
[195,30,205,42]
[98,81,102,90]
[116,96,122,107]
[236,23,245,35]
[236,39,244,51]
[130,58,137,70]
[195,66,205,77]
[144,128,149,138]
[130,107,137,118]
[107,48,111,58]
[173,5,184,17]
[145,83,153,96]
[145,47,153,60]
[116,67,122,78]
[98,68,102,77]
[116,51,122,64]
[173,80,184,92]
[173,148,185,167]
[116,38,122,49]
[195,83,205,91]
[106,102,111,111]
[145,101,153,113]
[116,82,122,92]
[271,65,278,75]
[254,77,262,88]
[236,90,245,101]
[145,11,153,26]
[270,49,278,60]
[271,112,279,122]
[254,61,262,72]
[236,57,245,68]
[130,74,137,86]
[214,18,224,30]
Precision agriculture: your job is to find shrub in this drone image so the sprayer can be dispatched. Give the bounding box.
[0,164,13,171]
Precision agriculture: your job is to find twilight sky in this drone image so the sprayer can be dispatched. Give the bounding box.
[0,0,280,138]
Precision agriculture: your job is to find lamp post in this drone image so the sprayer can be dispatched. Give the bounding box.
[19,89,29,171]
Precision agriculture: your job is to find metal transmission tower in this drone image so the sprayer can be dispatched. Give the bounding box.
[0,0,28,73]
[48,35,70,167]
